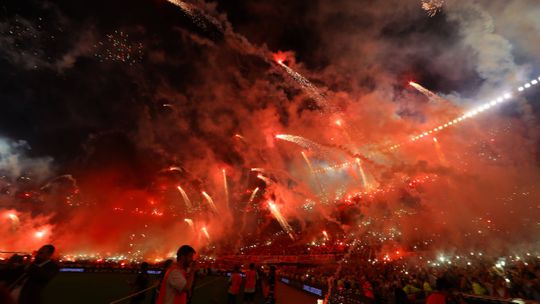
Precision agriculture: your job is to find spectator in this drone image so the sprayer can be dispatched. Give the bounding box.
[156,245,196,304]
[243,263,258,304]
[152,259,174,303]
[265,266,277,304]
[227,265,242,304]
[129,262,150,304]
[0,255,25,287]
[11,244,59,304]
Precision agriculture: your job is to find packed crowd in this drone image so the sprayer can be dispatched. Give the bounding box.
[1,242,539,304]
[279,256,540,303]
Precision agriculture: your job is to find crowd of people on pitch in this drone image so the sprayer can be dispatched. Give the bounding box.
[2,243,539,304]
[279,258,540,303]
[0,244,279,304]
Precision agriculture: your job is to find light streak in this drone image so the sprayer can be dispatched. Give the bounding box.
[256,174,271,184]
[275,134,324,151]
[390,75,540,151]
[177,186,192,209]
[35,230,46,239]
[275,59,327,108]
[201,191,218,213]
[201,226,210,240]
[355,158,369,189]
[432,137,448,166]
[248,187,260,204]
[184,218,194,230]
[268,201,295,240]
[301,151,328,204]
[222,169,230,209]
[322,230,329,240]
[409,81,445,103]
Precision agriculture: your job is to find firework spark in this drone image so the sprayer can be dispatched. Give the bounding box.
[421,0,445,17]
[274,58,327,108]
[432,137,449,166]
[222,169,230,210]
[275,134,325,152]
[177,186,192,209]
[409,81,445,103]
[201,191,218,213]
[201,226,210,240]
[256,174,271,184]
[268,201,295,240]
[165,0,223,32]
[322,230,329,240]
[184,218,194,230]
[392,76,540,150]
[301,151,328,203]
[248,187,260,205]
[355,158,370,189]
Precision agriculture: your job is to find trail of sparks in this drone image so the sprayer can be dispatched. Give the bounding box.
[275,60,327,108]
[165,0,223,32]
[222,169,230,209]
[268,201,295,240]
[201,191,218,213]
[389,76,540,151]
[409,81,445,103]
[177,186,192,209]
[275,134,324,151]
[184,218,194,231]
[248,187,260,204]
[301,151,328,204]
[421,0,445,17]
[256,173,271,185]
[432,137,449,166]
[201,226,210,240]
[355,158,370,189]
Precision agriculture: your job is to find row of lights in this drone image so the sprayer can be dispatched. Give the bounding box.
[388,76,540,151]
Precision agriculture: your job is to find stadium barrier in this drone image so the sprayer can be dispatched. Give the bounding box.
[109,283,158,304]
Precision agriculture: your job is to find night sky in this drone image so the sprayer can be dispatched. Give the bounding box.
[1,0,540,254]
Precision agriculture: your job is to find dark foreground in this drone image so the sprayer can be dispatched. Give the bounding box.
[42,273,318,304]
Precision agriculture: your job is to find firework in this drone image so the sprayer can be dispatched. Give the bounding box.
[34,229,46,239]
[393,76,540,150]
[275,58,327,108]
[6,212,19,222]
[301,151,328,203]
[256,174,271,184]
[93,30,144,65]
[421,0,445,17]
[166,0,223,32]
[322,230,329,240]
[248,187,260,205]
[201,191,218,213]
[355,158,370,189]
[201,226,210,240]
[177,186,192,209]
[409,81,444,103]
[268,201,295,240]
[275,134,325,152]
[222,169,230,209]
[432,137,449,166]
[184,218,195,230]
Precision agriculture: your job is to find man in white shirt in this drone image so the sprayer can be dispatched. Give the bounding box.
[156,245,196,304]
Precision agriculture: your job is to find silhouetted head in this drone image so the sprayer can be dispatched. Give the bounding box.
[176,245,196,268]
[35,244,55,263]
